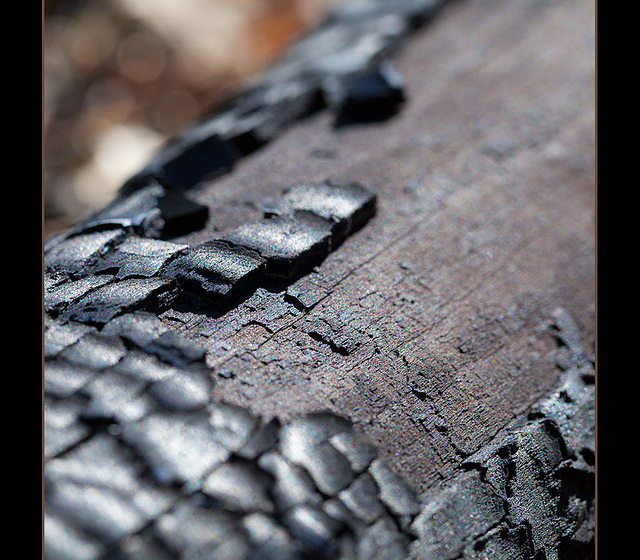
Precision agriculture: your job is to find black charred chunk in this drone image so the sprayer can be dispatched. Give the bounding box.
[221,79,326,154]
[328,61,406,125]
[157,189,210,239]
[74,180,209,239]
[265,181,376,243]
[62,277,178,325]
[122,133,240,193]
[94,237,188,279]
[161,240,266,303]
[44,230,124,276]
[72,182,166,236]
[222,212,334,280]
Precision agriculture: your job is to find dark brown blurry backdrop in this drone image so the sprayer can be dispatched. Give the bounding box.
[43,0,341,238]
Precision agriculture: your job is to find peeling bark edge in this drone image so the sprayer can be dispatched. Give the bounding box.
[409,308,595,560]
[44,306,595,560]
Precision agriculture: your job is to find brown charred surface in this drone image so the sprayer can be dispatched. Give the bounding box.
[163,0,595,490]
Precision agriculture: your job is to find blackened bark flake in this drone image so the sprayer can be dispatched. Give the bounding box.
[94,237,187,279]
[328,61,406,126]
[223,211,335,280]
[76,179,210,239]
[122,133,240,193]
[62,277,178,325]
[161,240,266,305]
[265,180,377,243]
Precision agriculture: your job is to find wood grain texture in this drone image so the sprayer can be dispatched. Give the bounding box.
[151,0,596,492]
[44,1,596,558]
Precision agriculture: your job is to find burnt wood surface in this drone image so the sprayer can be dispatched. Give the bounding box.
[43,0,596,558]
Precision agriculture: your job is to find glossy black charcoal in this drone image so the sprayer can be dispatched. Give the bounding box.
[334,61,406,125]
[157,190,210,238]
[63,277,177,325]
[73,179,209,239]
[74,182,166,236]
[45,275,115,314]
[223,212,334,280]
[123,133,240,193]
[101,311,170,347]
[143,330,208,367]
[162,240,265,302]
[221,80,326,149]
[44,319,95,359]
[44,230,123,275]
[94,237,187,279]
[265,181,376,241]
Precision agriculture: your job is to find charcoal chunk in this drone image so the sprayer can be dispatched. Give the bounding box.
[103,528,176,560]
[74,182,165,235]
[328,430,378,473]
[142,329,207,366]
[149,367,210,412]
[44,396,91,458]
[258,451,322,511]
[368,459,421,517]
[120,411,232,485]
[80,370,149,422]
[63,277,177,325]
[157,189,210,238]
[46,435,176,544]
[44,359,97,398]
[462,523,534,560]
[59,331,127,371]
[44,319,95,358]
[101,312,170,348]
[201,460,275,513]
[411,470,505,559]
[282,505,342,553]
[112,349,185,383]
[356,515,410,560]
[46,479,149,545]
[44,230,123,275]
[162,240,265,302]
[338,472,385,524]
[236,418,281,460]
[208,401,260,451]
[155,499,249,557]
[94,237,187,279]
[77,180,210,238]
[122,133,239,192]
[218,79,325,150]
[45,275,115,313]
[280,414,355,495]
[44,510,104,560]
[242,513,297,560]
[329,61,406,125]
[223,212,334,279]
[265,181,376,241]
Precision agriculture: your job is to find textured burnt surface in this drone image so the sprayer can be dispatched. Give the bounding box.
[43,0,595,558]
[410,310,595,559]
[43,309,595,559]
[265,181,377,243]
[44,314,422,559]
[161,241,266,303]
[223,212,335,280]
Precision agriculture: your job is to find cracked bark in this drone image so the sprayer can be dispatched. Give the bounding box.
[173,0,595,491]
[44,0,595,558]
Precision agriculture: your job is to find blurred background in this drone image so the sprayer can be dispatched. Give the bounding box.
[43,0,343,238]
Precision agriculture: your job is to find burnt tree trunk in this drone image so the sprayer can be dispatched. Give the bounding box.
[44,0,596,559]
